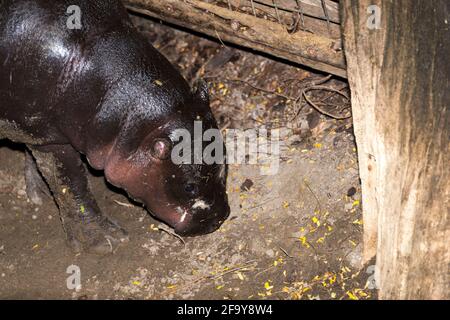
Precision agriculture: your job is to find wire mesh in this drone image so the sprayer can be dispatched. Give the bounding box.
[201,0,340,37]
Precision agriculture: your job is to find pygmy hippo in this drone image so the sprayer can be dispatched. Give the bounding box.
[0,0,230,254]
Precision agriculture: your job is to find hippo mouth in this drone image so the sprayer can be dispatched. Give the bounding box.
[172,205,229,237]
[174,216,226,237]
[167,199,230,237]
[145,196,230,237]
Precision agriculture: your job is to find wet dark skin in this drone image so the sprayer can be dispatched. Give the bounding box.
[0,0,230,254]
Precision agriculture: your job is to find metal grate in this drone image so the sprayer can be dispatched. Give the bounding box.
[204,0,340,38]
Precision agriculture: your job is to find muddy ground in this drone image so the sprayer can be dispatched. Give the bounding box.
[0,14,376,300]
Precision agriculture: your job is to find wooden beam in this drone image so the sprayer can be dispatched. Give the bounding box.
[124,0,347,78]
[342,0,449,299]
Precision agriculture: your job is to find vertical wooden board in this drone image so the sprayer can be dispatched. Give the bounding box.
[341,0,449,299]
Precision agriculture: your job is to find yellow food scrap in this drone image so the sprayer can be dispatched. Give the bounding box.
[330,274,337,284]
[352,219,363,225]
[154,79,163,86]
[313,143,322,148]
[264,281,273,290]
[298,236,310,248]
[273,257,283,267]
[354,288,368,297]
[346,290,359,300]
[216,285,224,290]
[282,201,290,208]
[341,266,351,273]
[132,281,141,286]
[352,200,360,207]
[312,216,321,227]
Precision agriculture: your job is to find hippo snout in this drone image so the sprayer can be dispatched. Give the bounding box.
[174,200,230,237]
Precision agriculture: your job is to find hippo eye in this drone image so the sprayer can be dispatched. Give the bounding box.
[184,183,198,195]
[151,138,172,160]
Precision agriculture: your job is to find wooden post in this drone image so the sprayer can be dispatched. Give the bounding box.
[341,0,449,299]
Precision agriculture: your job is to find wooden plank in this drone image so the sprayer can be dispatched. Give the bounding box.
[124,0,347,78]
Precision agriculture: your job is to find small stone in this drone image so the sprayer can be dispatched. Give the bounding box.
[307,112,320,130]
[347,187,357,197]
[346,244,363,269]
[230,20,240,31]
[344,203,353,211]
[272,103,286,112]
[265,249,275,258]
[240,179,254,192]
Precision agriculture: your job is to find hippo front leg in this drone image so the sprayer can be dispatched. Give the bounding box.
[30,144,129,254]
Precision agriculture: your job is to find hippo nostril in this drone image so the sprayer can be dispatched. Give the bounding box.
[185,183,198,196]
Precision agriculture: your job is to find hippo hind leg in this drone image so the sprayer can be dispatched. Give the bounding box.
[29,144,129,255]
[25,149,51,206]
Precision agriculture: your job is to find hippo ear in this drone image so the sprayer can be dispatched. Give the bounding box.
[193,79,209,103]
[151,138,172,160]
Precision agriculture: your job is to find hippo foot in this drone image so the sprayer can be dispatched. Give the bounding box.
[24,150,51,206]
[65,215,129,255]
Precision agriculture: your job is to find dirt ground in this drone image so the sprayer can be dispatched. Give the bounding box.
[0,14,376,300]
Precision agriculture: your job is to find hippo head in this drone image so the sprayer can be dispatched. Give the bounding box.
[103,81,230,236]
